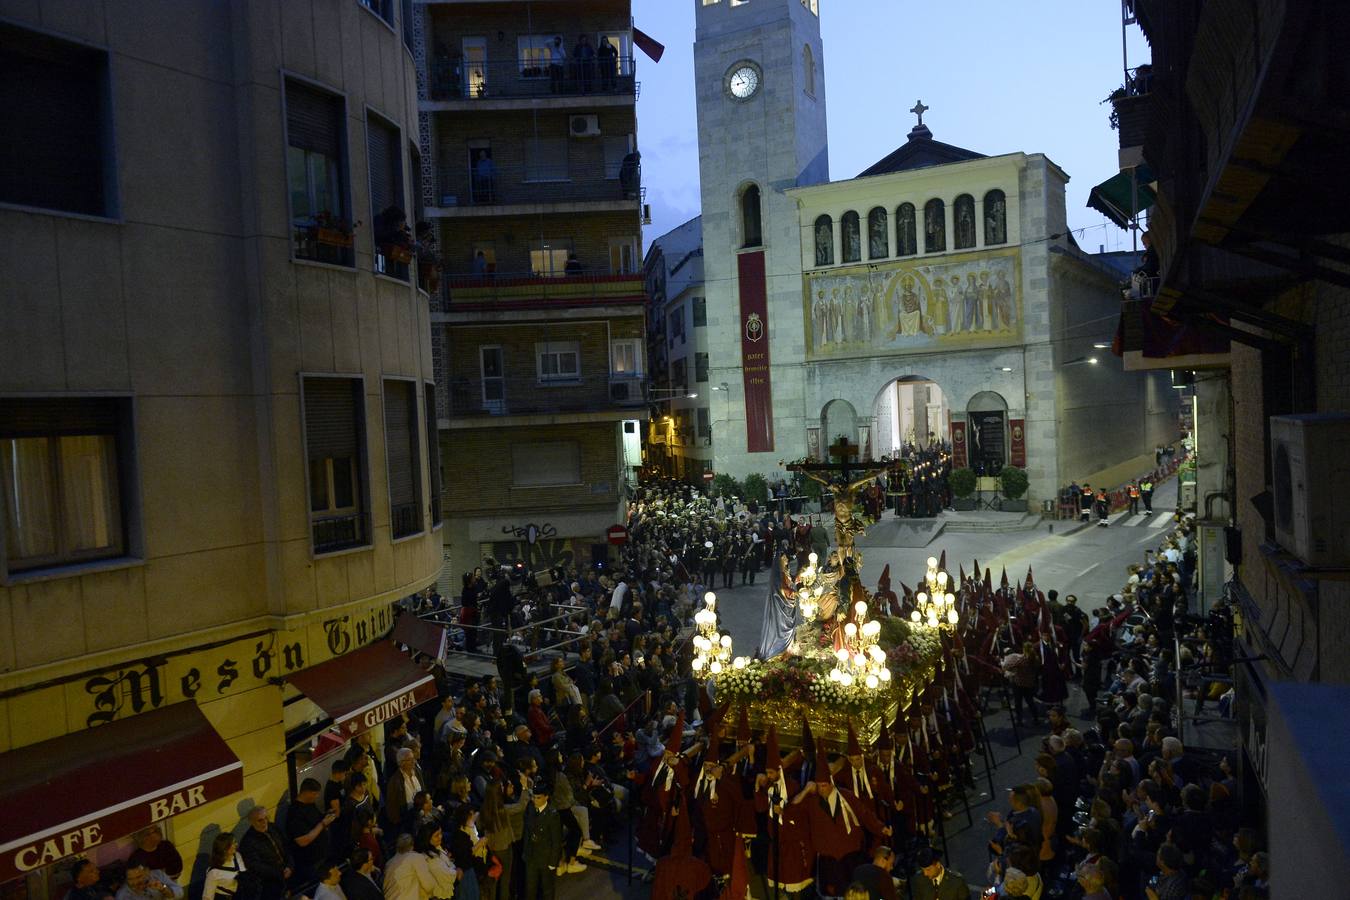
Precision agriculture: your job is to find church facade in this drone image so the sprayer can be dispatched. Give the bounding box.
[693,0,1176,502]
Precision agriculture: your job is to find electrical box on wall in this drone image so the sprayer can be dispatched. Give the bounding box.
[1270,414,1350,567]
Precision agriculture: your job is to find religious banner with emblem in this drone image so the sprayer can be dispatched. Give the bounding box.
[951,420,967,468]
[738,250,774,451]
[1009,418,1027,467]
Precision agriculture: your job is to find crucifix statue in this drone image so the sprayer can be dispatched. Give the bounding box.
[787,436,901,556]
[910,99,929,127]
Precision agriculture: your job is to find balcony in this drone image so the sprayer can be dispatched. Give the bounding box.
[440,272,645,312]
[1110,67,1153,166]
[1117,297,1230,372]
[430,160,641,216]
[426,55,637,107]
[447,373,648,422]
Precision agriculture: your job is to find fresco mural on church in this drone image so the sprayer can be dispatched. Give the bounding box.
[803,249,1021,359]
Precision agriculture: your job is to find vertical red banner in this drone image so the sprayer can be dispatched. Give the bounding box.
[737,251,774,452]
[1009,418,1026,468]
[950,420,967,468]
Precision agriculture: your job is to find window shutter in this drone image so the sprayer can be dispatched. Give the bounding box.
[0,397,119,437]
[367,118,396,219]
[304,378,358,460]
[383,381,416,506]
[286,80,342,158]
[424,383,442,525]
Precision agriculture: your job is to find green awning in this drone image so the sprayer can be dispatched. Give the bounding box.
[1087,166,1156,228]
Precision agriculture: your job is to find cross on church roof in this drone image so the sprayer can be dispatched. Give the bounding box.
[910,99,929,127]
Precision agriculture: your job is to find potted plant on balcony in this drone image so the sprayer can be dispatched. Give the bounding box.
[950,467,978,511]
[311,211,358,247]
[999,466,1029,512]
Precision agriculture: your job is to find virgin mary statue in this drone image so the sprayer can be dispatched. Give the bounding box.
[757,550,799,659]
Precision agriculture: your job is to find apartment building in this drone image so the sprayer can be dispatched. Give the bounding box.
[416,0,648,581]
[0,2,441,895]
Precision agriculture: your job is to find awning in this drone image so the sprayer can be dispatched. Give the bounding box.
[1087,166,1156,228]
[392,612,447,661]
[0,702,243,883]
[287,641,438,740]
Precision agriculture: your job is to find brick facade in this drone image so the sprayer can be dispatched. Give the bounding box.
[438,210,638,276]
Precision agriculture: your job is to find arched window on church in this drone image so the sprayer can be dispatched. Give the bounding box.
[895,202,917,256]
[841,211,861,263]
[867,206,888,259]
[803,44,815,95]
[924,198,946,253]
[953,194,976,250]
[984,189,1007,245]
[814,214,834,266]
[741,184,762,248]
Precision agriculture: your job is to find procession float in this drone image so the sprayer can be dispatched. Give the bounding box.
[694,442,960,749]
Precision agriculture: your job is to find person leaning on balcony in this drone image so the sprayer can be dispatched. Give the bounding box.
[549,36,567,93]
[598,37,618,91]
[564,252,583,276]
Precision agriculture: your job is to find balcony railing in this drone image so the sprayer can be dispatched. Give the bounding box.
[312,512,366,554]
[435,161,640,209]
[427,55,636,102]
[440,272,645,309]
[390,501,421,539]
[447,373,647,418]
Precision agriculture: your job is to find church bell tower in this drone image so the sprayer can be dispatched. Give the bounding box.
[694,0,830,476]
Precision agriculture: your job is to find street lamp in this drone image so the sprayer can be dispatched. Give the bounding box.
[650,388,698,400]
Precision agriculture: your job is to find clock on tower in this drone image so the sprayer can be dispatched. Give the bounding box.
[693,0,830,472]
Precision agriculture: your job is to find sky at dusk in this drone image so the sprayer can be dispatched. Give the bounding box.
[634,0,1150,251]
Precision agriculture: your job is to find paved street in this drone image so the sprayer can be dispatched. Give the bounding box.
[552,479,1181,898]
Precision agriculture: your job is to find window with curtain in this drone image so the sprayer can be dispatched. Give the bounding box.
[1,397,130,574]
[740,185,762,248]
[424,383,442,527]
[536,341,581,381]
[0,22,115,217]
[924,198,946,253]
[286,78,350,265]
[953,194,977,249]
[896,203,917,256]
[814,215,834,266]
[841,211,861,263]
[868,207,889,259]
[302,377,367,553]
[383,380,422,539]
[984,189,1008,244]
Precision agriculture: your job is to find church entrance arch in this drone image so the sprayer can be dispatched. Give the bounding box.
[872,375,950,459]
[966,390,1009,474]
[821,399,859,460]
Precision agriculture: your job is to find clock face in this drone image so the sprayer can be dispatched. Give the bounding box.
[727,64,761,100]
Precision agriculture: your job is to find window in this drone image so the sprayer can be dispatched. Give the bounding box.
[692,297,707,327]
[802,0,819,14]
[401,0,414,53]
[802,44,815,95]
[286,78,351,266]
[697,407,711,440]
[1,398,131,575]
[740,185,762,248]
[984,189,1008,245]
[530,239,572,277]
[0,23,115,217]
[953,194,976,250]
[461,37,487,98]
[841,210,861,263]
[868,206,889,259]
[424,383,442,527]
[511,442,580,487]
[525,138,568,182]
[302,377,367,553]
[611,340,641,376]
[480,346,504,412]
[896,203,917,256]
[669,308,686,345]
[359,0,394,27]
[695,352,709,383]
[609,237,637,274]
[814,215,834,266]
[367,111,407,278]
[923,198,946,253]
[382,380,422,540]
[517,35,557,76]
[537,341,581,381]
[671,359,688,391]
[603,135,632,179]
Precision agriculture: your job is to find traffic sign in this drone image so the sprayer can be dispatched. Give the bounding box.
[607,524,629,545]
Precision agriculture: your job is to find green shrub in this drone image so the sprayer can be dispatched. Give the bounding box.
[999,466,1029,500]
[711,473,742,499]
[949,467,977,499]
[743,472,770,504]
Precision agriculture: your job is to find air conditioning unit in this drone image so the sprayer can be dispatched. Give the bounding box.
[569,114,601,137]
[1270,414,1350,567]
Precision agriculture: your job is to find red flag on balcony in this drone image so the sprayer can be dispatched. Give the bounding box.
[633,26,665,62]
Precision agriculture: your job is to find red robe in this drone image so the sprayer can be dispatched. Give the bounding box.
[638,759,691,861]
[691,769,741,876]
[832,762,887,826]
[806,787,887,897]
[877,755,920,837]
[905,733,936,828]
[754,774,814,891]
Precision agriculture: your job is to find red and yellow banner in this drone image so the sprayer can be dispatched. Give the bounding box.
[1009,417,1027,468]
[951,420,967,468]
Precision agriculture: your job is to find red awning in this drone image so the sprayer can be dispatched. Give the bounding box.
[0,702,243,883]
[391,612,446,661]
[288,641,438,739]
